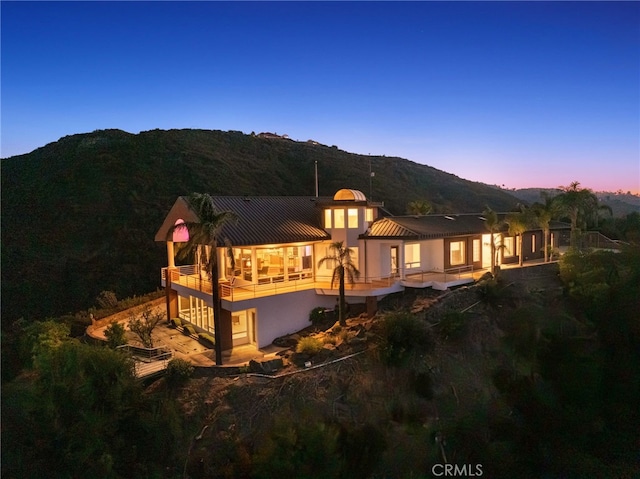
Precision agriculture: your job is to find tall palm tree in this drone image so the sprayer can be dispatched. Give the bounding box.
[407,199,432,215]
[555,182,610,248]
[168,193,237,365]
[530,193,557,262]
[505,209,529,267]
[483,207,503,275]
[317,241,360,326]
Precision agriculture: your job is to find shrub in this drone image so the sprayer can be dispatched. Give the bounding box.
[296,336,323,355]
[476,277,503,308]
[165,358,194,388]
[323,334,337,345]
[104,322,127,349]
[380,312,431,366]
[183,324,196,336]
[96,290,118,309]
[309,306,326,324]
[170,317,182,328]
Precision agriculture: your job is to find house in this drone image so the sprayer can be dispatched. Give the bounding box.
[155,189,569,353]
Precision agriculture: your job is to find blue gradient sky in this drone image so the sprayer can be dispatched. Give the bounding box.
[2,1,639,193]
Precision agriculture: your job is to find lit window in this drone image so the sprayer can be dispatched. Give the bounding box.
[504,237,515,257]
[348,208,358,228]
[172,219,189,242]
[473,239,481,262]
[531,234,536,253]
[404,243,420,268]
[550,233,555,247]
[365,208,374,222]
[324,209,332,229]
[450,241,465,266]
[334,209,345,228]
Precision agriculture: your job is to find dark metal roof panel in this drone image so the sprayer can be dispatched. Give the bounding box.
[364,214,571,240]
[208,196,332,246]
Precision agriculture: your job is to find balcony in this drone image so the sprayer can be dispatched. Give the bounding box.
[162,265,405,301]
[162,265,316,302]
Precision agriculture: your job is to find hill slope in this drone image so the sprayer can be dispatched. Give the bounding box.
[1,128,522,323]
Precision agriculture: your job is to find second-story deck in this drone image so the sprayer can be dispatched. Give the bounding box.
[161,264,483,301]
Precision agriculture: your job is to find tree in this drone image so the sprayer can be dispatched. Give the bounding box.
[104,321,127,348]
[555,182,611,248]
[317,241,360,326]
[505,209,529,267]
[530,194,558,262]
[407,199,432,215]
[483,207,503,274]
[127,304,163,348]
[168,193,237,365]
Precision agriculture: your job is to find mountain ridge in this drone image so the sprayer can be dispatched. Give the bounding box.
[2,128,523,323]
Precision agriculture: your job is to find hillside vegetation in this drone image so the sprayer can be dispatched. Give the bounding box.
[3,250,638,478]
[1,128,521,324]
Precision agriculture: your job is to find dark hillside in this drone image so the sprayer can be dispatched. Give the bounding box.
[1,128,521,323]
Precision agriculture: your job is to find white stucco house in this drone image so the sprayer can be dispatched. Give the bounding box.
[155,189,569,353]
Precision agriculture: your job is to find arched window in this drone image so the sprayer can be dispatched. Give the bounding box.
[172,219,189,242]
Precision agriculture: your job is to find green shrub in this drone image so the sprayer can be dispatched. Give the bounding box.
[381,312,431,366]
[104,322,127,349]
[296,336,323,355]
[170,317,182,328]
[165,358,194,388]
[309,306,326,324]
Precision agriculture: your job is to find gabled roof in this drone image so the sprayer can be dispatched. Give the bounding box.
[155,196,332,246]
[362,214,570,240]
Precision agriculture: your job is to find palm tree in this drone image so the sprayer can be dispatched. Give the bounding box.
[407,199,432,215]
[168,193,237,365]
[483,207,503,275]
[505,209,529,267]
[530,194,557,262]
[317,241,360,326]
[555,182,611,248]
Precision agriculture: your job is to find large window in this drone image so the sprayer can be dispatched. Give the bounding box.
[256,247,284,278]
[450,240,466,266]
[404,243,420,268]
[324,209,332,229]
[504,237,515,257]
[473,239,481,262]
[334,209,345,228]
[286,245,313,273]
[348,208,358,228]
[365,208,374,222]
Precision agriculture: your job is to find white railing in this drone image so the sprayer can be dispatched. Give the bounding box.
[116,344,173,378]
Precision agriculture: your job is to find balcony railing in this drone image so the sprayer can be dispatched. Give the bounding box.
[162,266,316,301]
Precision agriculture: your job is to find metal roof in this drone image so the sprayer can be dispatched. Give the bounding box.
[363,214,571,240]
[157,196,332,246]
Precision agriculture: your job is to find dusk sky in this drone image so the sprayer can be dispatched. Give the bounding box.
[2,1,639,193]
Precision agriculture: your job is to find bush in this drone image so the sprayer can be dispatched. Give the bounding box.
[380,312,431,366]
[309,306,326,324]
[183,324,196,336]
[296,336,323,355]
[104,322,127,349]
[165,358,194,388]
[170,317,182,328]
